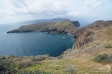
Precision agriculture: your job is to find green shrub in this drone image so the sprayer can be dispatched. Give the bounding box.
[31,55,48,62]
[105,44,112,48]
[0,59,18,73]
[17,70,51,74]
[93,54,112,62]
[18,62,32,69]
[93,54,108,62]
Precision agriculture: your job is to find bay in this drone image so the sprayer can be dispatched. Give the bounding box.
[0,26,75,57]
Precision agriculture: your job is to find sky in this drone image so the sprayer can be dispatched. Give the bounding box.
[0,0,112,25]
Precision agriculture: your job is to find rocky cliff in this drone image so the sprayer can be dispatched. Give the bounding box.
[72,21,80,26]
[61,20,112,59]
[73,20,112,49]
[7,19,78,34]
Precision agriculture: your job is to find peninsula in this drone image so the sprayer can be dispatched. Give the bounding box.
[7,19,78,34]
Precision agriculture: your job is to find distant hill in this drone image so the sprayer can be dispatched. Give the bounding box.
[7,19,78,34]
[15,18,81,27]
[17,18,67,25]
[1,18,80,28]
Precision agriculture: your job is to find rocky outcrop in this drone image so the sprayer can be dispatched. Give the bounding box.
[72,21,80,27]
[74,31,94,49]
[73,20,112,49]
[7,29,33,33]
[7,19,78,34]
[40,28,67,34]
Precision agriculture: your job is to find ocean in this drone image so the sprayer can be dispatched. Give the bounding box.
[0,25,75,57]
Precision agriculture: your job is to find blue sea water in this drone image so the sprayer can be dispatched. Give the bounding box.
[0,25,75,57]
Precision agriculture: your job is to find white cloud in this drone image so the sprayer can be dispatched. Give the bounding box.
[0,0,112,24]
[85,0,105,7]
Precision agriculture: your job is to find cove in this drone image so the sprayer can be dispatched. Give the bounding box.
[0,28,75,56]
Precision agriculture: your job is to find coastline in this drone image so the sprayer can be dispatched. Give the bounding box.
[1,20,112,74]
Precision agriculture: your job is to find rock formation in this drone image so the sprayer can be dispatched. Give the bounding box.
[73,20,112,49]
[72,21,80,27]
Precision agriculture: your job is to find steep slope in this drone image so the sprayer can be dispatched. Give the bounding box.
[7,19,78,34]
[73,20,112,49]
[62,20,112,58]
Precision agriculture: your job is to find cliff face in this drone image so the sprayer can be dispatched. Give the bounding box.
[74,31,94,49]
[7,20,78,34]
[61,20,112,58]
[72,21,80,26]
[73,20,112,49]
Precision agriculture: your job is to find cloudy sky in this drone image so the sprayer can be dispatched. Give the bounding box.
[0,0,112,24]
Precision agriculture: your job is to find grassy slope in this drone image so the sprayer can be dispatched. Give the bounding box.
[96,26,112,45]
[22,57,112,74]
[16,19,77,33]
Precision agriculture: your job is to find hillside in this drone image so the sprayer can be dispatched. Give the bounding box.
[7,19,78,34]
[62,20,112,58]
[2,20,112,74]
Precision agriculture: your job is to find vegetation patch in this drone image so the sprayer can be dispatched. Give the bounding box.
[23,59,78,74]
[0,59,18,74]
[105,44,112,48]
[93,54,112,62]
[64,64,77,74]
[17,70,51,74]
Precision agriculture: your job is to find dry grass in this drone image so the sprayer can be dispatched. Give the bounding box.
[95,26,112,44]
[22,56,112,74]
